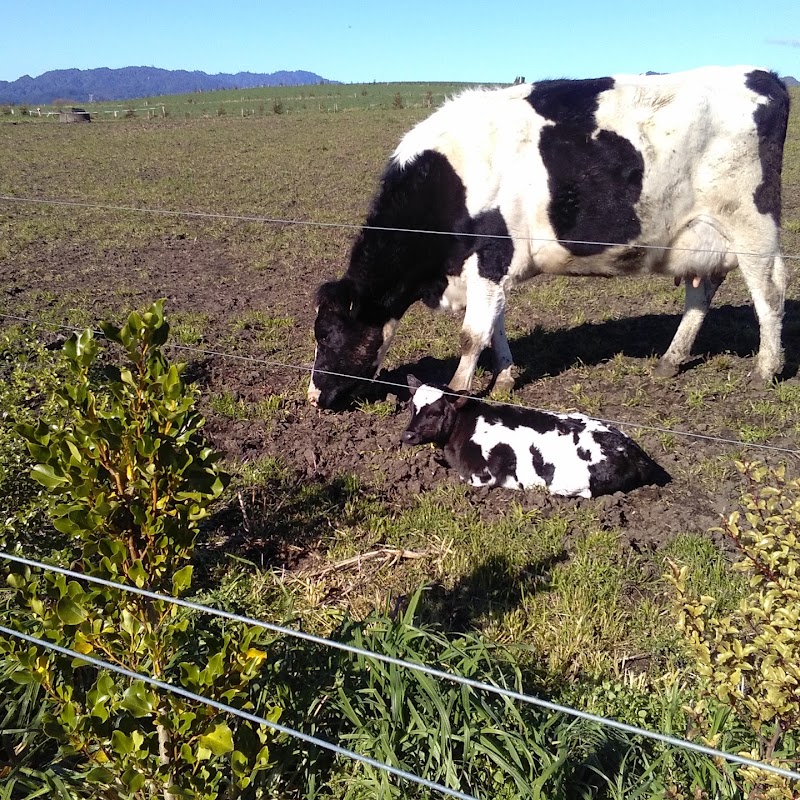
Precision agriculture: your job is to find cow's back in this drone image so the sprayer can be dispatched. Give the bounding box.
[389,67,787,281]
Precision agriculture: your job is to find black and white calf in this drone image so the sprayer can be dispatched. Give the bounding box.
[309,66,789,408]
[402,377,669,498]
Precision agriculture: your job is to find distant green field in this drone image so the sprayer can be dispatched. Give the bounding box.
[5,81,480,120]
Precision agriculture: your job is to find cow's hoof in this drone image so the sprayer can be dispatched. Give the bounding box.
[653,359,680,378]
[746,371,776,390]
[491,366,518,395]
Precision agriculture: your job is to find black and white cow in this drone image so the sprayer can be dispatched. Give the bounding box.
[402,376,669,498]
[309,67,789,408]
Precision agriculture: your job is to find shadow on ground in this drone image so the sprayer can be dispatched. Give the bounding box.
[377,300,800,398]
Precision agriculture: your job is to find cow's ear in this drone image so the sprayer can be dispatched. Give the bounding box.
[316,278,359,317]
[407,374,422,391]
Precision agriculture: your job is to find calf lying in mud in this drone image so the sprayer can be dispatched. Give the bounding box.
[401,376,669,499]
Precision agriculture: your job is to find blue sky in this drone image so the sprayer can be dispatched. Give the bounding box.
[2,0,799,84]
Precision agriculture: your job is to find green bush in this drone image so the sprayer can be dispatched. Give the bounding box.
[671,461,800,799]
[1,302,279,798]
[0,328,64,550]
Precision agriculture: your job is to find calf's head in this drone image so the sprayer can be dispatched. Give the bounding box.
[401,375,466,446]
[308,278,398,408]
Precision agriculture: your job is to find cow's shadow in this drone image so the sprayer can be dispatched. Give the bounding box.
[412,550,567,632]
[380,300,800,394]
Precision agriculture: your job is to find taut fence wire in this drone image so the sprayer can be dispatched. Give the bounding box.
[2,119,800,794]
[1,193,800,261]
[2,550,800,784]
[0,622,479,800]
[1,309,798,459]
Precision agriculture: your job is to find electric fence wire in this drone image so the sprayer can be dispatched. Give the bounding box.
[2,550,799,784]
[2,193,800,260]
[1,309,798,459]
[0,622,479,800]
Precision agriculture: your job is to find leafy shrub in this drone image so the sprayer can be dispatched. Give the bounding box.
[1,302,279,798]
[271,100,284,115]
[392,92,404,109]
[0,328,64,550]
[671,461,800,798]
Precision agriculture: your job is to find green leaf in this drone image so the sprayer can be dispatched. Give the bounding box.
[172,565,193,595]
[180,662,201,687]
[111,730,134,756]
[10,669,36,685]
[120,681,154,718]
[53,517,84,536]
[128,560,147,588]
[121,766,145,792]
[30,463,68,489]
[99,320,122,342]
[56,596,87,626]
[198,722,235,756]
[63,329,96,364]
[86,766,115,784]
[6,572,27,589]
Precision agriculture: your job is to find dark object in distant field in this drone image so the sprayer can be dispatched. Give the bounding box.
[59,107,90,123]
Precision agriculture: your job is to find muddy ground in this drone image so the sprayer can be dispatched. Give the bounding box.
[4,230,798,560]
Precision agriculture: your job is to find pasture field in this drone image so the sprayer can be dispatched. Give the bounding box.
[5,81,472,119]
[1,83,799,795]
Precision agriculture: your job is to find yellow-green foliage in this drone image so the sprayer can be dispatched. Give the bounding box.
[670,462,800,799]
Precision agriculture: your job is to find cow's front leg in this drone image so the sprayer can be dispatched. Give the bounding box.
[449,262,505,392]
[490,307,515,392]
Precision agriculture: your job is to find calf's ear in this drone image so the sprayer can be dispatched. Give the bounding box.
[407,374,422,391]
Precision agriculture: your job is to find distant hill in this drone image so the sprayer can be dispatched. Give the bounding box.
[0,66,338,105]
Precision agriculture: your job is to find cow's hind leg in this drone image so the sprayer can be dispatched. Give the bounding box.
[655,275,725,378]
[739,252,786,382]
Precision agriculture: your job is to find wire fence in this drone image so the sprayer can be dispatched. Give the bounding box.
[1,308,798,460]
[2,550,800,786]
[1,193,800,261]
[0,623,479,800]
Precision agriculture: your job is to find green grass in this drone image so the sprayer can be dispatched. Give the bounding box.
[170,310,210,345]
[7,81,476,122]
[662,533,746,613]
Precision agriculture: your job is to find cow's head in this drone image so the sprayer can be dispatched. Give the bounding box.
[401,375,466,446]
[308,278,398,408]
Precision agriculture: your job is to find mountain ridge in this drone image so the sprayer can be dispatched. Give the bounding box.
[0,66,338,105]
[1,65,796,106]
